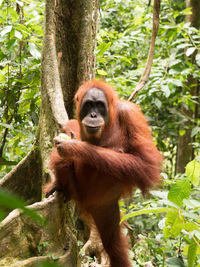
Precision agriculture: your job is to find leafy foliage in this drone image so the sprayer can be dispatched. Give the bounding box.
[96,0,200,265]
[0,0,44,177]
[121,160,200,266]
[0,188,44,224]
[0,0,200,266]
[96,0,200,176]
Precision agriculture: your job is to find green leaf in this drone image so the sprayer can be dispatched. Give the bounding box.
[188,240,197,267]
[181,210,199,220]
[186,47,196,57]
[191,126,200,138]
[120,207,169,224]
[97,57,107,63]
[161,85,171,97]
[96,42,111,56]
[176,43,190,49]
[186,160,200,186]
[15,30,23,40]
[97,69,107,76]
[0,123,14,129]
[16,0,23,7]
[163,209,184,238]
[0,190,45,225]
[182,8,193,16]
[0,0,4,7]
[183,222,199,232]
[179,129,186,136]
[166,257,185,267]
[151,190,168,199]
[169,79,182,87]
[1,25,12,37]
[169,59,182,67]
[195,54,200,66]
[154,98,162,108]
[0,157,17,166]
[168,179,191,206]
[183,199,200,209]
[28,43,41,59]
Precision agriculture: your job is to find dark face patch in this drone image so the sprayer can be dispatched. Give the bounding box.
[79,88,109,125]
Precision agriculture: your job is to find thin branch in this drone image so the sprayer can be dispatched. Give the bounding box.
[0,114,14,158]
[178,209,200,250]
[128,0,161,101]
[182,28,198,50]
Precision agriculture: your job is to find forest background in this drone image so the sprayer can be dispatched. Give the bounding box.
[0,0,200,266]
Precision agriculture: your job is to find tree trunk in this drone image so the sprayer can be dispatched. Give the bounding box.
[176,0,200,173]
[0,0,99,266]
[54,0,98,118]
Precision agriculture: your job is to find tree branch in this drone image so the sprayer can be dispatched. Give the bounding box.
[41,0,68,127]
[0,149,42,203]
[128,0,161,101]
[0,193,78,267]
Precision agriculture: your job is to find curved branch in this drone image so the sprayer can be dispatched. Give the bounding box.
[41,0,68,127]
[128,0,161,101]
[0,149,42,203]
[0,194,78,267]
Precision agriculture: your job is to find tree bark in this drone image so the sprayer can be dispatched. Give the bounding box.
[0,0,99,266]
[176,0,200,173]
[0,149,42,204]
[0,194,79,267]
[55,0,98,118]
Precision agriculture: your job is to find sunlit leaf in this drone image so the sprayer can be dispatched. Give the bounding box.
[161,85,170,97]
[121,207,170,224]
[168,179,191,206]
[186,160,200,186]
[183,222,199,232]
[0,0,4,7]
[188,240,197,267]
[181,8,192,16]
[97,69,107,76]
[195,54,200,66]
[169,79,182,87]
[186,47,196,57]
[183,199,200,208]
[191,126,200,138]
[1,25,12,37]
[16,0,23,7]
[96,42,111,56]
[15,30,23,40]
[0,123,13,129]
[166,257,185,267]
[179,129,186,136]
[176,43,190,49]
[163,209,184,238]
[29,43,41,59]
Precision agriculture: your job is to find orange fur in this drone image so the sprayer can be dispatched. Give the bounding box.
[46,80,163,267]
